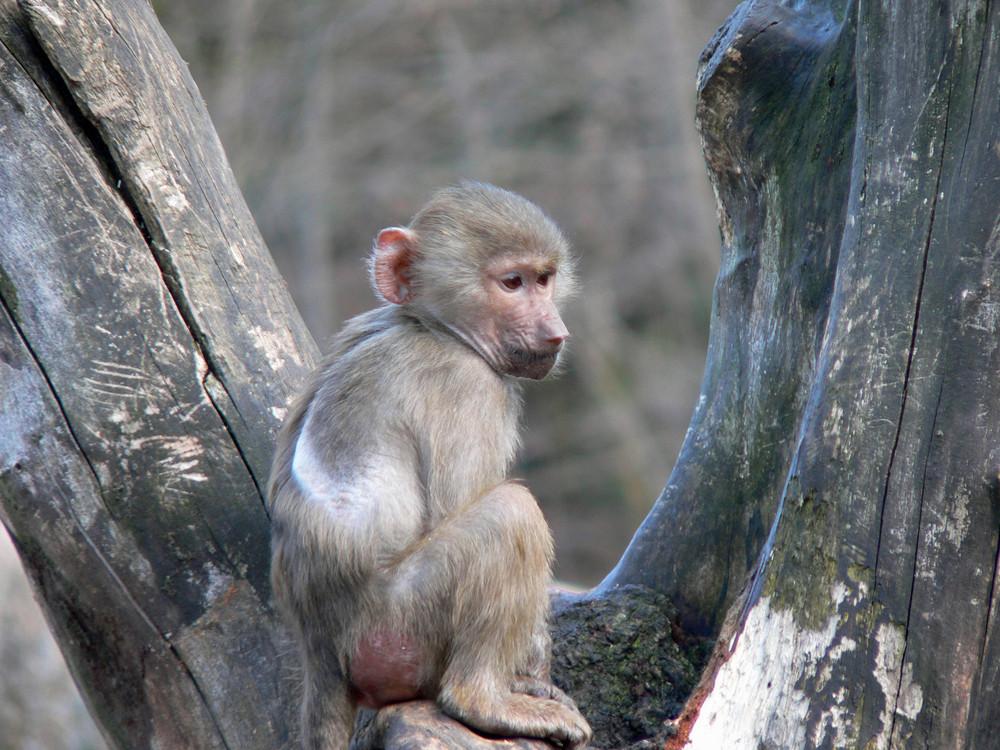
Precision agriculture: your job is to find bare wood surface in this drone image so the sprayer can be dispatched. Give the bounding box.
[0,0,317,745]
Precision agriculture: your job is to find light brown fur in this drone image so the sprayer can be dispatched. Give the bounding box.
[268,182,590,749]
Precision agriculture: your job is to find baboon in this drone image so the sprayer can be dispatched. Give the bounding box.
[268,181,591,749]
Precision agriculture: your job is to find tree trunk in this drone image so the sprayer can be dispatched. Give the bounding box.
[597,0,1000,745]
[0,0,316,746]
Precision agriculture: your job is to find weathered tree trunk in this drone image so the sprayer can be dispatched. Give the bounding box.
[592,0,1000,746]
[595,0,854,638]
[0,0,317,745]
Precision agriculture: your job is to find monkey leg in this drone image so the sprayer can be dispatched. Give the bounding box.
[390,481,591,748]
[510,621,586,711]
[301,636,356,750]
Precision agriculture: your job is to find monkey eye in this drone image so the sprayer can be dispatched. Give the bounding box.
[500,274,524,291]
[537,273,550,287]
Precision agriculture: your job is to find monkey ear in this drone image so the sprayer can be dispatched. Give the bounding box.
[373,227,419,305]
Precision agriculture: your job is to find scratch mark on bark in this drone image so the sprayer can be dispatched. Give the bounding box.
[25,0,266,513]
[980,529,1000,658]
[883,32,957,734]
[887,380,942,741]
[0,293,164,638]
[873,34,954,588]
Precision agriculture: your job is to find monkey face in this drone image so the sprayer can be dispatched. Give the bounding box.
[479,260,569,380]
[370,182,575,381]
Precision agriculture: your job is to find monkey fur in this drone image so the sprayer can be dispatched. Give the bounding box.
[268,182,591,749]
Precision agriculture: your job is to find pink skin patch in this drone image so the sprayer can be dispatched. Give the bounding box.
[350,628,424,709]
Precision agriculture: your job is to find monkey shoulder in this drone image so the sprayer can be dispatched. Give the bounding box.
[336,307,512,414]
[280,309,428,547]
[289,307,520,530]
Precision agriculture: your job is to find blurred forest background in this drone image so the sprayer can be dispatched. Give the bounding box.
[1,0,737,747]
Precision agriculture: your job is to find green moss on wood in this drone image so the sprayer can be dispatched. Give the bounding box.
[551,585,710,749]
[763,484,843,631]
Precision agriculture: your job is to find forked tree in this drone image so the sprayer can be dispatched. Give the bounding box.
[1,0,998,748]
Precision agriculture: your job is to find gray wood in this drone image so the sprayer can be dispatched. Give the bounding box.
[0,0,316,746]
[595,0,1000,745]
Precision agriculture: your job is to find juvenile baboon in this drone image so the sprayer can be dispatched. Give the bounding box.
[268,181,591,749]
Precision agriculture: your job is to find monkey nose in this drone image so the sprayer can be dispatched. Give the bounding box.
[544,323,569,349]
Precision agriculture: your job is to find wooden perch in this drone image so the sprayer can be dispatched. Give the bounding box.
[0,0,314,745]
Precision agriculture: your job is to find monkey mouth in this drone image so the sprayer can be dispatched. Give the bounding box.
[504,348,560,379]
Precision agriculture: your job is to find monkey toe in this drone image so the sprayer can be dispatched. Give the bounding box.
[510,677,581,713]
[545,701,591,749]
[439,687,591,749]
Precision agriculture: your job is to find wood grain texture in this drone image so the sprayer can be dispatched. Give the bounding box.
[640,0,1000,746]
[0,0,317,746]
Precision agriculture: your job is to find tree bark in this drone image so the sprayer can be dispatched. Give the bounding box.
[598,0,1000,746]
[0,0,316,746]
[595,0,855,639]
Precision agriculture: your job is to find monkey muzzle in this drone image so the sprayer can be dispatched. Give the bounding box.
[504,347,561,380]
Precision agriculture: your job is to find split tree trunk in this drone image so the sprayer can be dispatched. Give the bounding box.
[3,0,1000,748]
[593,0,1000,746]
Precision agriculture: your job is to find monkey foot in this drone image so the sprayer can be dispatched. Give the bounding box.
[352,701,587,750]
